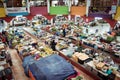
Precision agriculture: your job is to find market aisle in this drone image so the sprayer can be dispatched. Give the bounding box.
[8,48,30,80]
[74,67,94,80]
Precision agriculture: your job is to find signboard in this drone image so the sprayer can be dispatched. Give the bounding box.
[50,6,69,15]
[111,5,117,13]
[7,7,27,13]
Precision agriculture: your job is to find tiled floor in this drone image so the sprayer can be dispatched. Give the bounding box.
[8,48,30,80]
[74,67,94,80]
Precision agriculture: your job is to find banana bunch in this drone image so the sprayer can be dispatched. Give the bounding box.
[57,43,68,50]
[44,47,53,54]
[39,52,51,58]
[38,42,44,46]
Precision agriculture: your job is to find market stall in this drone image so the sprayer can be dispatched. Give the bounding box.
[9,15,27,26]
[52,15,68,25]
[0,19,8,32]
[82,19,111,35]
[32,14,48,26]
[0,42,13,80]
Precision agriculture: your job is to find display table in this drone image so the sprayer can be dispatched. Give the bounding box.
[72,52,90,64]
[96,62,105,70]
[0,62,12,80]
[0,44,4,51]
[53,15,68,25]
[10,16,27,26]
[85,61,108,77]
[32,20,39,24]
[13,21,26,26]
[31,15,48,25]
[82,22,111,35]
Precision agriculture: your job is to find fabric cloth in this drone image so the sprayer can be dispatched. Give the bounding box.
[22,55,36,76]
[29,54,76,80]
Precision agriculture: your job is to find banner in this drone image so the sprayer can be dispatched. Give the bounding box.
[7,7,27,13]
[50,6,69,15]
[111,5,117,13]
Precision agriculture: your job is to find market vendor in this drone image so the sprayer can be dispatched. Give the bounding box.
[71,26,74,36]
[31,42,38,49]
[63,28,66,37]
[0,19,4,26]
[50,39,57,51]
[6,52,12,66]
[0,50,6,59]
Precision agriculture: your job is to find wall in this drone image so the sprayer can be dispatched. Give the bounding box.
[0,0,6,17]
[30,6,48,15]
[114,6,120,20]
[50,6,69,15]
[6,0,22,7]
[0,8,6,17]
[70,6,86,16]
[6,7,29,16]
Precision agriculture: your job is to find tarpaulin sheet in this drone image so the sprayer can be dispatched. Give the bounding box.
[22,55,36,76]
[29,54,76,80]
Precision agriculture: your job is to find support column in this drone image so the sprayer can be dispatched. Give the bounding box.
[68,0,71,21]
[68,0,71,12]
[47,0,50,14]
[86,0,91,17]
[3,2,8,15]
[27,0,30,13]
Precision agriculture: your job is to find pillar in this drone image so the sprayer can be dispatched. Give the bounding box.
[47,0,50,14]
[68,0,71,21]
[68,0,71,12]
[3,2,8,15]
[27,0,30,13]
[86,0,91,17]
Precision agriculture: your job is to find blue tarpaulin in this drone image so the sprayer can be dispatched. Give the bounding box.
[29,54,76,80]
[22,55,36,76]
